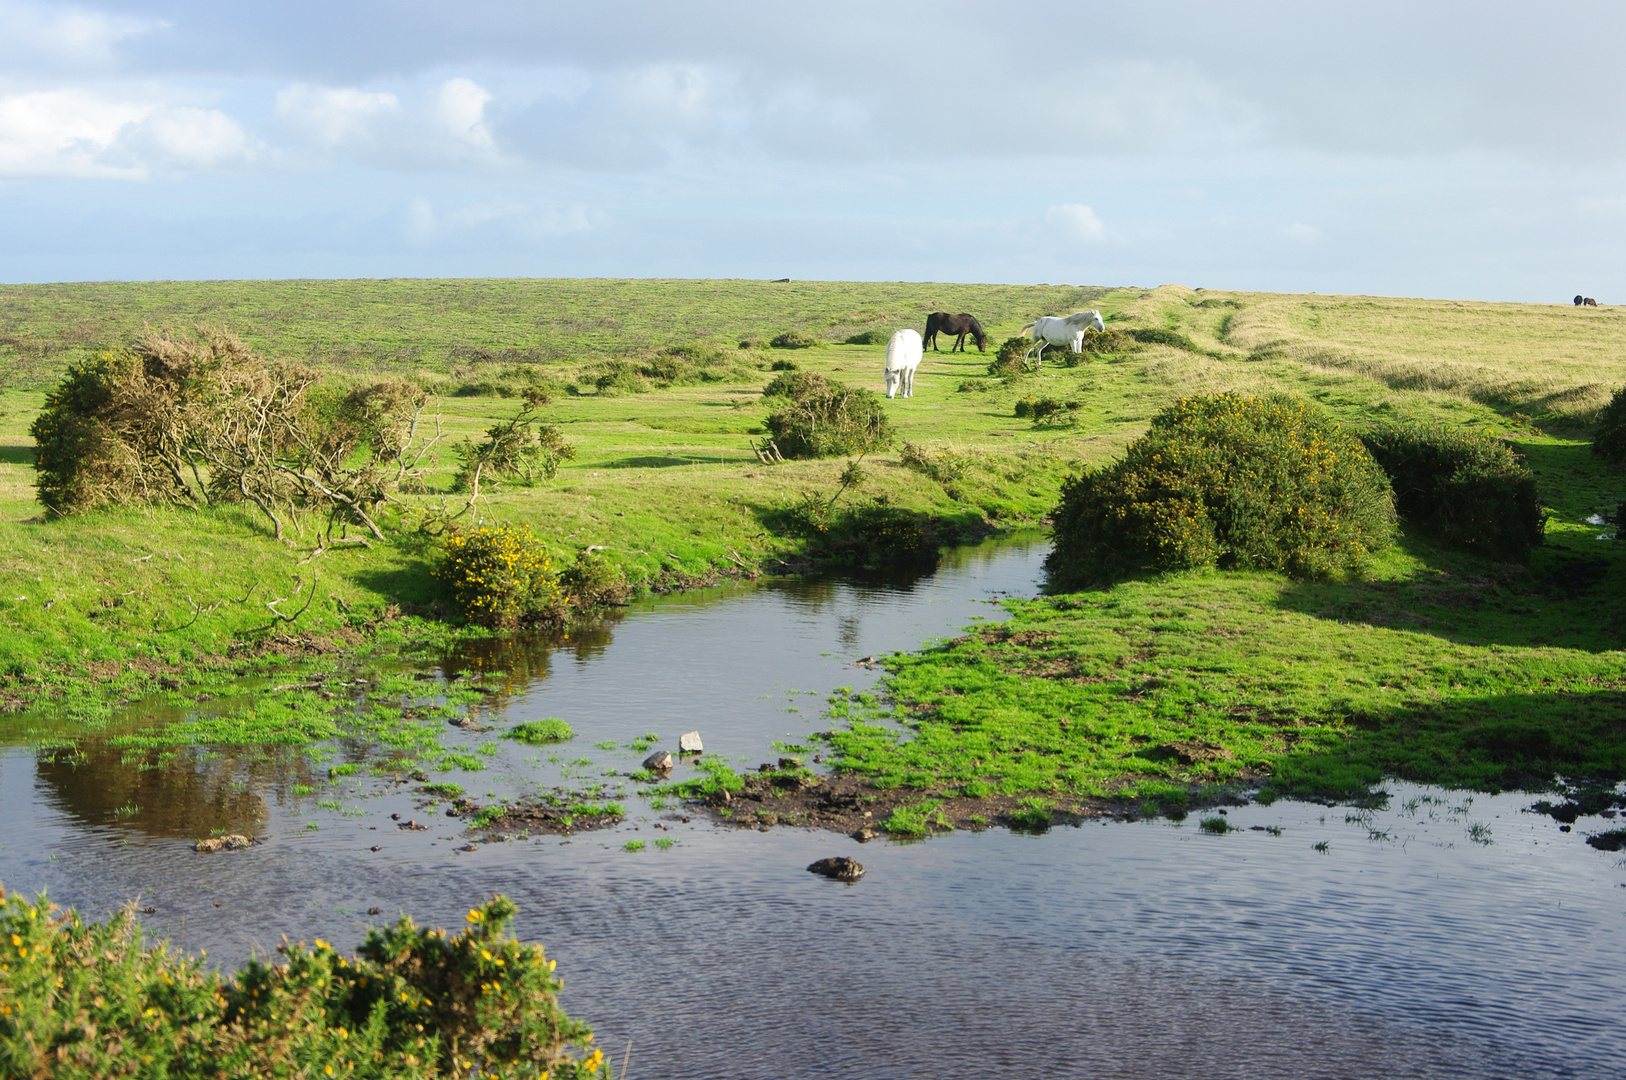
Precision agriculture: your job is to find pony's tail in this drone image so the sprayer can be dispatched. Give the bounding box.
[1019,322,1035,334]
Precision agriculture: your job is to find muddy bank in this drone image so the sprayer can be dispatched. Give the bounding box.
[684,766,1252,839]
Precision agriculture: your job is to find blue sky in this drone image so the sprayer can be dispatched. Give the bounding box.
[1,0,1623,299]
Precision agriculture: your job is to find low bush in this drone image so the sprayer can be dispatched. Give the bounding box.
[1125,327,1199,351]
[437,525,561,629]
[578,347,757,396]
[1014,395,1064,420]
[957,379,994,393]
[1047,392,1395,589]
[1592,385,1626,461]
[763,376,895,459]
[769,357,799,372]
[1357,422,1544,560]
[778,494,944,565]
[761,371,831,400]
[770,331,820,349]
[507,718,574,744]
[0,888,606,1079]
[900,441,972,485]
[988,337,1030,376]
[560,549,630,608]
[844,329,891,346]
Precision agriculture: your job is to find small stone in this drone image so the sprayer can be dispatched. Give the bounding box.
[851,827,878,843]
[779,756,802,769]
[808,856,865,882]
[707,788,733,807]
[679,731,704,753]
[368,906,382,915]
[642,751,674,772]
[369,845,382,852]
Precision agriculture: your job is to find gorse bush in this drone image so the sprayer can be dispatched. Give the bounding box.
[579,346,757,396]
[762,375,895,459]
[1047,393,1395,589]
[1357,422,1544,560]
[769,331,819,349]
[900,441,972,486]
[437,525,560,629]
[843,329,891,346]
[1125,327,1199,351]
[0,888,607,1079]
[560,548,630,608]
[988,337,1031,376]
[1014,395,1064,421]
[1591,385,1626,461]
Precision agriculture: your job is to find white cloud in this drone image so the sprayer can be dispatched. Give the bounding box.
[275,84,400,150]
[404,196,598,246]
[0,0,157,72]
[1283,222,1324,242]
[0,89,149,177]
[433,78,494,151]
[0,89,250,177]
[1045,203,1106,243]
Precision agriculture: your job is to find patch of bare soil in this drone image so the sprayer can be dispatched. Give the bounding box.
[693,768,1126,838]
[442,795,624,839]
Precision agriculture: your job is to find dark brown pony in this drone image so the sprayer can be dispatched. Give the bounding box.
[923,312,987,352]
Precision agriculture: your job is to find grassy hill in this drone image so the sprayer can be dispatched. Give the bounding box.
[0,278,1623,803]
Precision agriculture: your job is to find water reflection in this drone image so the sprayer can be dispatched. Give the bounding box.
[35,742,313,840]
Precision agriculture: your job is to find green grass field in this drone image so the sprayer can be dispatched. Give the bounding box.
[1,278,1623,802]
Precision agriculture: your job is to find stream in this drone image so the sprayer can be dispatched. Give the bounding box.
[1,536,1622,1079]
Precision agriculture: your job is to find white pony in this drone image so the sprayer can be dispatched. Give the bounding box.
[884,328,924,398]
[1021,310,1106,368]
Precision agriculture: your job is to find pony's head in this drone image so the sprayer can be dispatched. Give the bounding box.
[883,367,901,398]
[971,319,988,351]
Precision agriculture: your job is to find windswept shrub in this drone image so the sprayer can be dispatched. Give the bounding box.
[1591,385,1626,461]
[988,336,1031,376]
[0,888,606,1079]
[844,329,891,346]
[770,330,819,349]
[1076,327,1127,354]
[778,495,942,564]
[451,394,575,495]
[1047,392,1395,589]
[769,357,799,371]
[1358,422,1544,559]
[763,377,895,459]
[438,525,560,628]
[29,328,435,543]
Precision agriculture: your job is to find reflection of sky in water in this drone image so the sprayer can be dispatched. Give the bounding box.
[0,536,1622,1078]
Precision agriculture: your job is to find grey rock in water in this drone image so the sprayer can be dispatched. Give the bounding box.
[679,731,704,753]
[851,826,879,843]
[808,856,865,882]
[643,751,675,772]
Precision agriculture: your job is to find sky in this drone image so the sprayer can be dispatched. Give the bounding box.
[0,0,1623,299]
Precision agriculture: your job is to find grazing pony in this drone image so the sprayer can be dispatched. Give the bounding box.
[1585,297,1599,306]
[923,312,988,353]
[884,329,924,399]
[1575,295,1585,306]
[1021,310,1106,368]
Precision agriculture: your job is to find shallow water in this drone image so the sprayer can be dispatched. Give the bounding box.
[3,537,1623,1078]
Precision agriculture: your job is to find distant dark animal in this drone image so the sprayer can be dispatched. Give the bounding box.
[772,278,791,283]
[1585,297,1598,306]
[1575,295,1585,306]
[922,312,988,353]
